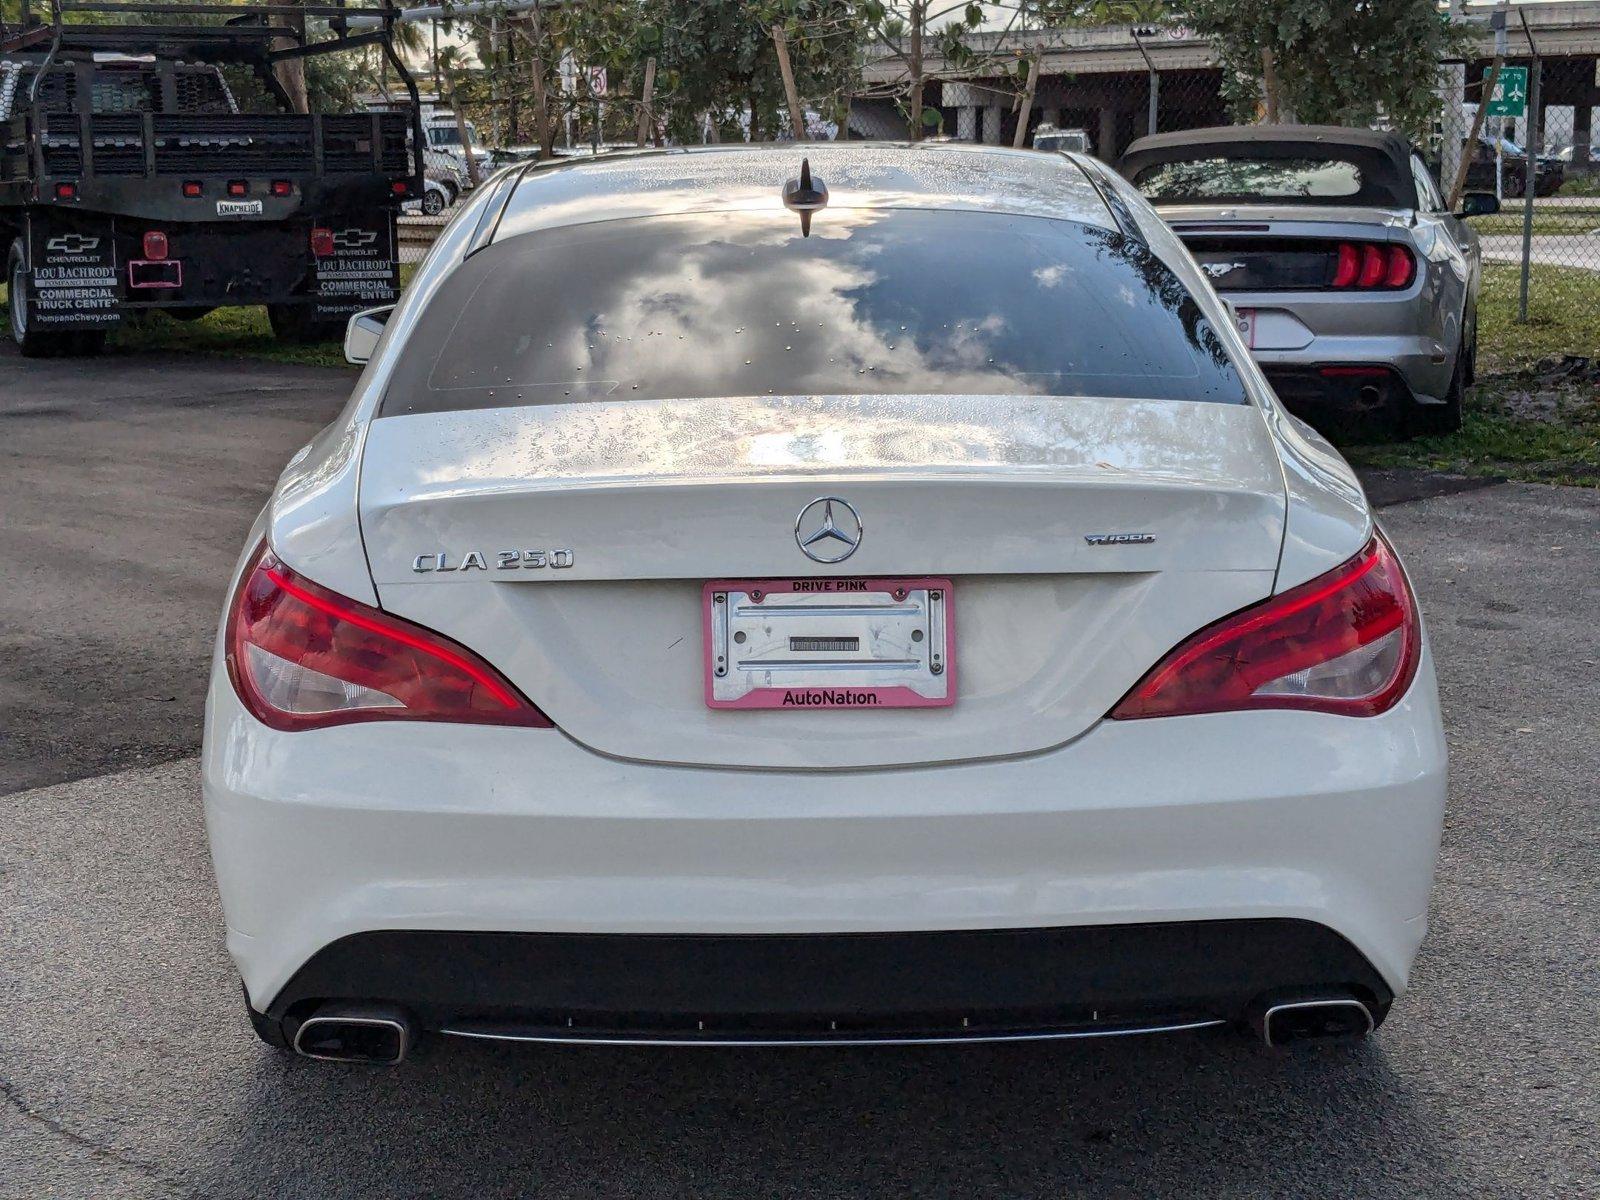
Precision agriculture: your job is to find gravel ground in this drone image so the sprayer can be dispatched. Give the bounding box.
[1,346,1596,1198]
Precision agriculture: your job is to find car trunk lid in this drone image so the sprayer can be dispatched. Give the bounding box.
[358,394,1287,769]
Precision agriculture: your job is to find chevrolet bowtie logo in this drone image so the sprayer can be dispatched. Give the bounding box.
[332,229,378,250]
[794,498,863,564]
[46,234,100,254]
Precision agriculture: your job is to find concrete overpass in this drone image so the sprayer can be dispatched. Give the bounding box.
[855,1,1600,161]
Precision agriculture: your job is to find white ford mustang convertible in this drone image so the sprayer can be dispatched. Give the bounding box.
[203,143,1447,1063]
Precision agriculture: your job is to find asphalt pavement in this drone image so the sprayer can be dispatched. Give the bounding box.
[1,344,1596,1198]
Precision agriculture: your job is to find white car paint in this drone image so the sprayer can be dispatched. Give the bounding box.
[203,145,1446,1048]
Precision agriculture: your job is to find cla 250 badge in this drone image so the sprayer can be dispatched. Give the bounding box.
[413,549,574,573]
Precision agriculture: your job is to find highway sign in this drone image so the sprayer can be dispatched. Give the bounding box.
[1486,66,1528,118]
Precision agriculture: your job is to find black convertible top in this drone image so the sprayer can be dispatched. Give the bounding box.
[1118,125,1418,210]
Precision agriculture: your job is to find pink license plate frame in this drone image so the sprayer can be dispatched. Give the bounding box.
[702,577,956,711]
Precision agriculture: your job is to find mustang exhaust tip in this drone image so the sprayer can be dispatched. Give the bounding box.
[1252,996,1376,1048]
[292,1003,415,1064]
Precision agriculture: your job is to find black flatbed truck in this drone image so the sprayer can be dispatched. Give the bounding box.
[1,0,423,355]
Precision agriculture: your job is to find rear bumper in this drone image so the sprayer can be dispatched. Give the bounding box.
[1231,290,1458,409]
[264,921,1393,1042]
[1261,364,1419,429]
[203,644,1449,1028]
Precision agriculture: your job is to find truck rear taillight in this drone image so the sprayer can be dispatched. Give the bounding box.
[391,180,410,196]
[227,180,248,197]
[142,231,169,261]
[55,182,77,200]
[1330,242,1414,290]
[271,180,293,197]
[310,227,335,257]
[182,181,203,197]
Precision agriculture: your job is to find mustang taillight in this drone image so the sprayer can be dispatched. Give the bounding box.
[1331,242,1414,290]
[225,544,552,731]
[1111,534,1420,720]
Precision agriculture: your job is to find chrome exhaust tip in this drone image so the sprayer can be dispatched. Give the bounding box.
[292,1003,414,1064]
[1254,997,1375,1048]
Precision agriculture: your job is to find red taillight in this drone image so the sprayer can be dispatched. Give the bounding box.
[1319,365,1389,378]
[1384,244,1415,289]
[227,180,248,197]
[391,180,409,195]
[271,179,292,197]
[1111,534,1420,721]
[1357,243,1384,288]
[142,230,169,261]
[1331,242,1414,290]
[1331,242,1359,288]
[182,180,203,197]
[310,227,335,257]
[226,544,552,732]
[55,181,77,200]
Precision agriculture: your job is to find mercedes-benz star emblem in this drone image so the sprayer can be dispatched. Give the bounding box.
[794,497,863,564]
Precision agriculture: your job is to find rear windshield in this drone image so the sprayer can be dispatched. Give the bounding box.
[380,208,1245,417]
[1133,155,1384,205]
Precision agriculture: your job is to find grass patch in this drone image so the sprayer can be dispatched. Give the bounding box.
[118,307,351,368]
[1345,262,1600,487]
[1557,175,1600,198]
[1466,211,1600,237]
[1343,385,1600,488]
[0,263,420,370]
[1476,262,1600,372]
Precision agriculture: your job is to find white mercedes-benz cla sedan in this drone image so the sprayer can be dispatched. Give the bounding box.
[203,144,1447,1064]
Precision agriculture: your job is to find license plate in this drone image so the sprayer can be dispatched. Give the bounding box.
[703,578,954,710]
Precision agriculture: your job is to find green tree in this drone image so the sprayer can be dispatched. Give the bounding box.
[648,0,865,143]
[1179,0,1467,138]
[859,1,1119,141]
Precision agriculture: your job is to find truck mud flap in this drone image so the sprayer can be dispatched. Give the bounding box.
[313,218,400,320]
[22,216,123,333]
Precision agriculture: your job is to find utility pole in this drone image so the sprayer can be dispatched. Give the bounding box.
[1518,6,1540,323]
[1449,52,1503,209]
[1131,26,1158,137]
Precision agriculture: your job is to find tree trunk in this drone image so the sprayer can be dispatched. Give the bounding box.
[771,25,808,140]
[1012,53,1041,148]
[1260,48,1279,124]
[272,0,309,114]
[506,31,520,144]
[447,74,481,186]
[637,57,657,147]
[524,14,555,160]
[908,1,925,141]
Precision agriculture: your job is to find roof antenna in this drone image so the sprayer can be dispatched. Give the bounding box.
[782,157,828,237]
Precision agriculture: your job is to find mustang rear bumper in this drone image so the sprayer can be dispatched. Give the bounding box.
[203,643,1448,1037]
